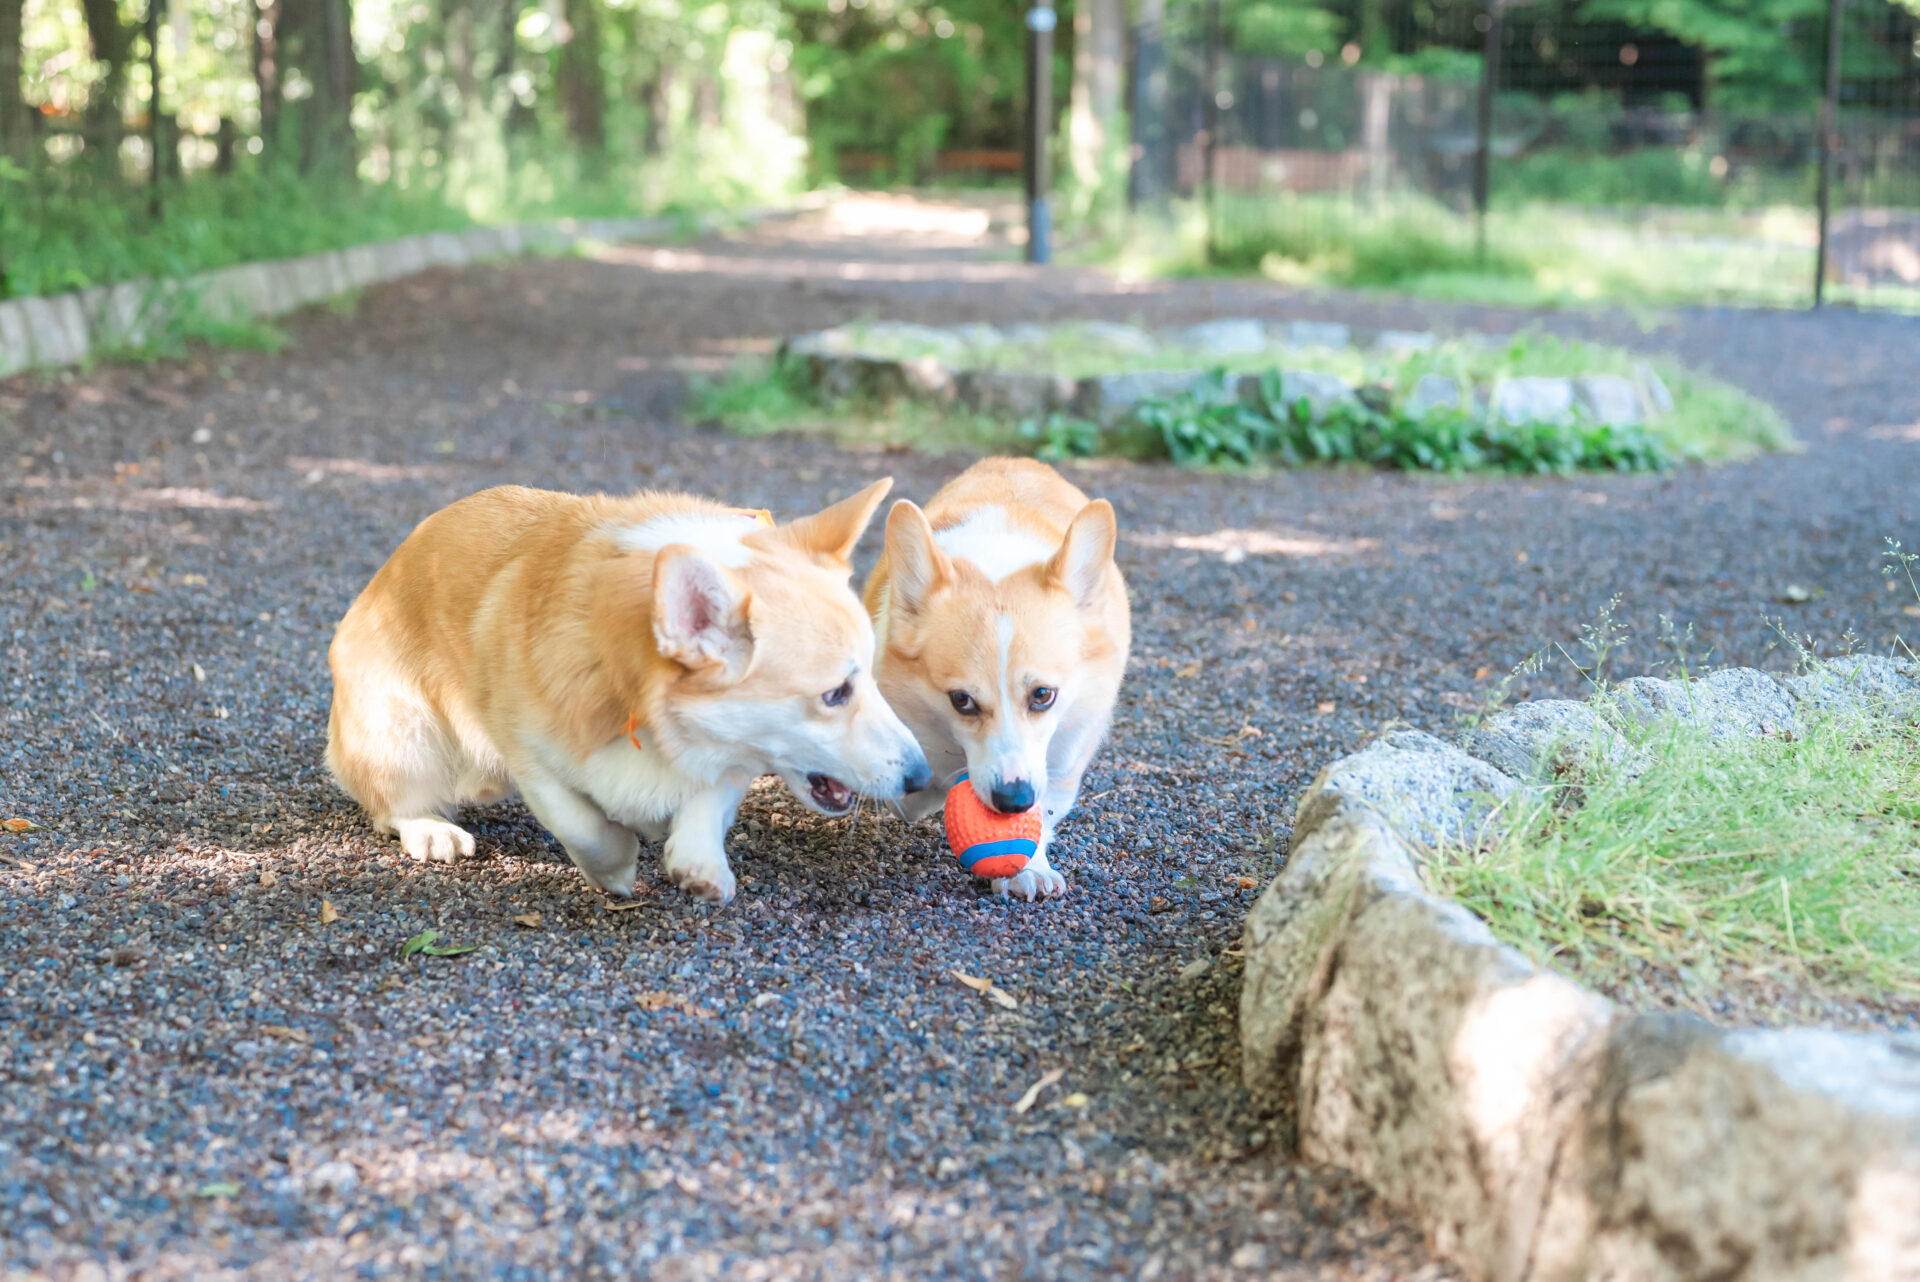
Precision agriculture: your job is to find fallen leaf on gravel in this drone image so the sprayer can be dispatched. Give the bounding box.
[196,1182,241,1199]
[950,969,991,993]
[1148,896,1172,914]
[1315,701,1335,715]
[260,1025,309,1043]
[422,941,476,957]
[1062,1092,1090,1108]
[2,817,44,834]
[402,929,438,957]
[513,912,543,928]
[1178,958,1211,981]
[1237,724,1262,739]
[605,898,649,913]
[1011,1068,1064,1115]
[1175,660,1203,679]
[258,870,277,887]
[986,985,1018,1011]
[636,991,713,1017]
[319,899,340,925]
[1235,876,1257,890]
[1474,665,1492,679]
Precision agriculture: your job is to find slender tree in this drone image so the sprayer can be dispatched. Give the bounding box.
[276,0,359,174]
[0,0,25,163]
[1069,0,1125,191]
[79,0,135,164]
[557,0,606,153]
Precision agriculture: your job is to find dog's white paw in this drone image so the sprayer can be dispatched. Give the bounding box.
[662,843,736,905]
[392,818,474,864]
[993,864,1067,901]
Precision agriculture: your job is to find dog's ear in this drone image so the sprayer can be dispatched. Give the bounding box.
[884,499,951,615]
[652,546,753,674]
[1046,500,1118,609]
[774,477,893,569]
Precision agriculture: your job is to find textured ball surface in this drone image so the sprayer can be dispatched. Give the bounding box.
[945,774,1038,878]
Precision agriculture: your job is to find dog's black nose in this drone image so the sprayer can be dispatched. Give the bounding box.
[901,753,933,795]
[989,779,1035,814]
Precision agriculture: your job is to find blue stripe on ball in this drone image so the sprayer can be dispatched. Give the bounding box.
[957,836,1038,874]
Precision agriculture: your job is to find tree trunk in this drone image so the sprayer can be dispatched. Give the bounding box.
[492,0,536,135]
[253,0,280,153]
[80,0,133,166]
[557,0,605,153]
[0,0,25,163]
[1068,0,1124,189]
[276,0,358,175]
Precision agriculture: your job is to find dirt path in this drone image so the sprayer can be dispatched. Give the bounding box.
[3,194,1917,1279]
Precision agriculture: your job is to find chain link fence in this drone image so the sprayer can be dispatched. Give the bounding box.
[1131,0,1920,310]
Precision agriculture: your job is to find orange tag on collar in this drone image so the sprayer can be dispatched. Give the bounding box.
[624,714,646,752]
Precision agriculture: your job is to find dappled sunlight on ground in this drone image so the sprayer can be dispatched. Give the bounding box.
[1130,528,1382,563]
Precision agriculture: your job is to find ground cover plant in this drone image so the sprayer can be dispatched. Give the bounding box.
[689,328,1791,474]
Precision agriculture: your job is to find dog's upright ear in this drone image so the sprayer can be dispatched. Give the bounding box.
[772,477,894,570]
[1047,500,1118,609]
[653,546,753,676]
[883,499,952,616]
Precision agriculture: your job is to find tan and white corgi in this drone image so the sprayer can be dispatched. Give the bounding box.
[863,458,1131,900]
[326,479,930,903]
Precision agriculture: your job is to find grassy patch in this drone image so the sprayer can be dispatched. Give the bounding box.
[691,329,1789,473]
[1094,196,1920,313]
[1425,697,1920,1007]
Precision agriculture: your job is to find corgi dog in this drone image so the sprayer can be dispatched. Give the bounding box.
[863,458,1130,900]
[326,479,930,903]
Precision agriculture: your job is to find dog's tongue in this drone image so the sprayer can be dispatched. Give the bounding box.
[808,774,853,809]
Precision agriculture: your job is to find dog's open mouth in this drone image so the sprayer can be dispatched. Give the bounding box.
[807,773,856,814]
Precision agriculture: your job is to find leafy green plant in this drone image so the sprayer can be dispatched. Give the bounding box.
[1018,413,1104,462]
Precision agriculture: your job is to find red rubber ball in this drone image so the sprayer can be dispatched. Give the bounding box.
[945,774,1038,879]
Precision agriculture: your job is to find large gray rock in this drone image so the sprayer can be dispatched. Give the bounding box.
[1405,373,1466,417]
[1634,360,1676,417]
[1070,370,1205,422]
[1170,318,1269,355]
[1285,320,1351,349]
[1251,369,1360,421]
[0,301,30,376]
[955,369,1076,417]
[1243,747,1920,1282]
[1490,377,1576,427]
[850,321,968,362]
[1296,729,1519,849]
[1064,321,1156,354]
[1376,329,1438,353]
[1782,653,1920,719]
[1457,698,1629,780]
[1573,373,1644,426]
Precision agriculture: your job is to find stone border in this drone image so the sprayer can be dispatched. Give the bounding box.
[779,319,1675,429]
[0,200,821,377]
[1240,655,1920,1282]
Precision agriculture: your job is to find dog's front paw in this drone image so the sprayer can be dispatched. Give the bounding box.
[391,818,475,864]
[993,864,1067,901]
[662,843,737,905]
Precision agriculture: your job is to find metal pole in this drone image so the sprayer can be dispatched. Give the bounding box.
[1473,0,1500,260]
[1025,0,1056,264]
[1812,0,1843,307]
[1201,0,1220,261]
[146,0,162,219]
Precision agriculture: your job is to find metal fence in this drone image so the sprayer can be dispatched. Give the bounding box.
[1131,0,1920,310]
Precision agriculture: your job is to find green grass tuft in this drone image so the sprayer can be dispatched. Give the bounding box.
[1425,699,1920,1006]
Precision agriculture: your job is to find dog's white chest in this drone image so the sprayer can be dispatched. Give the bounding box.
[570,735,710,827]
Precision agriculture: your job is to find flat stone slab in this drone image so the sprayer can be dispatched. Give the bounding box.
[1242,657,1920,1282]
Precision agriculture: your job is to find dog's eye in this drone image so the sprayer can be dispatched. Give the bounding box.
[1029,686,1057,712]
[823,680,853,707]
[948,690,979,715]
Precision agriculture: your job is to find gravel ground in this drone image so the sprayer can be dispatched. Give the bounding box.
[4,194,1918,1280]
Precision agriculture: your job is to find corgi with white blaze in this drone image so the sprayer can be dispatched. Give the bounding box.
[864,458,1131,900]
[326,479,930,904]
